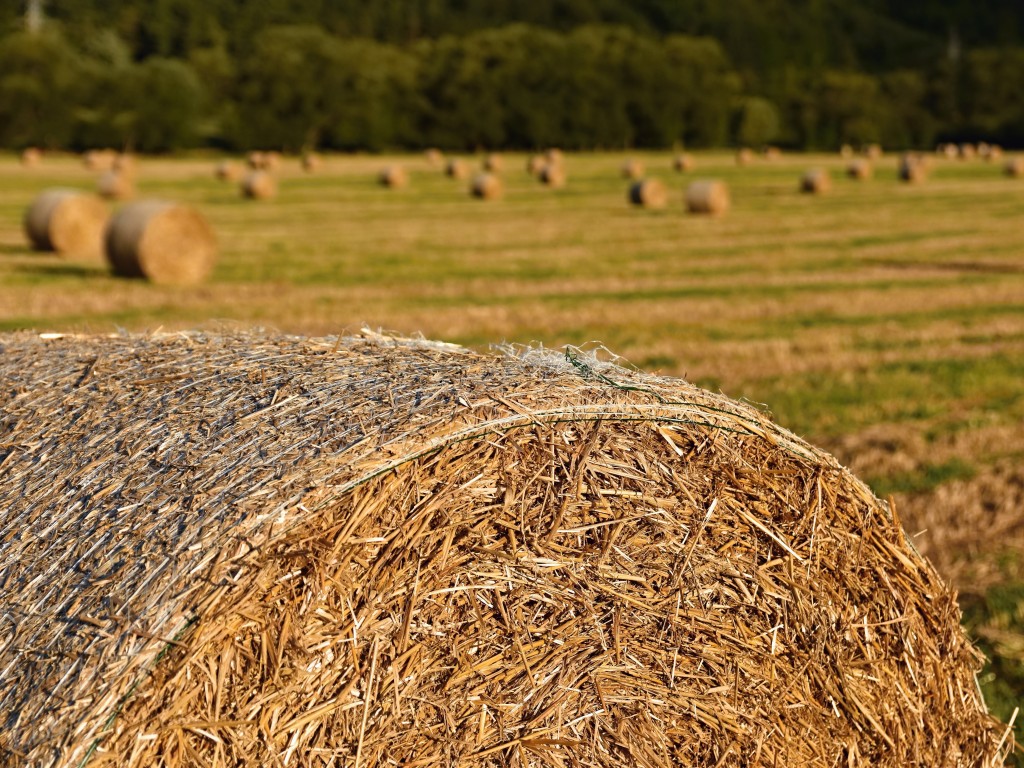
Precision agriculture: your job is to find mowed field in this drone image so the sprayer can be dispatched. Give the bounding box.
[2,149,1023,744]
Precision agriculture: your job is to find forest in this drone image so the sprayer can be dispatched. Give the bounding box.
[1,0,1023,153]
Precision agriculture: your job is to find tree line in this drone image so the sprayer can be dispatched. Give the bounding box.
[1,5,1023,153]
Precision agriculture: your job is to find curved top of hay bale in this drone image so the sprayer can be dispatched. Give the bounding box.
[0,330,1005,767]
[104,200,217,285]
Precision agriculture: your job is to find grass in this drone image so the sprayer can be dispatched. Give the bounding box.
[2,148,1023,757]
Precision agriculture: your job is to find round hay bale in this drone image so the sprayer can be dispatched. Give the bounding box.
[20,147,41,167]
[378,164,408,189]
[526,154,546,176]
[621,158,644,179]
[735,147,754,166]
[0,330,1007,767]
[959,143,977,160]
[112,153,137,177]
[863,143,883,160]
[424,148,443,167]
[800,168,831,194]
[470,172,502,200]
[538,162,566,188]
[23,188,109,259]
[762,145,782,160]
[301,152,322,173]
[839,143,854,158]
[104,200,217,285]
[240,170,277,200]
[1004,157,1024,177]
[672,153,694,172]
[246,151,266,170]
[214,160,241,182]
[983,144,1003,162]
[96,170,135,201]
[628,178,667,209]
[899,153,928,183]
[262,151,282,172]
[685,179,730,215]
[445,158,468,180]
[82,149,116,171]
[482,153,503,173]
[545,147,564,166]
[846,158,873,180]
[937,142,958,159]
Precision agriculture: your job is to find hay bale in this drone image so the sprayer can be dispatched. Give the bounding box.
[378,164,408,189]
[685,179,730,215]
[899,153,928,183]
[482,153,503,173]
[301,152,322,173]
[262,151,282,172]
[96,170,135,201]
[863,143,883,160]
[735,147,754,166]
[214,160,241,182]
[241,170,277,200]
[628,178,667,209]
[20,147,41,167]
[526,154,546,176]
[544,147,564,166]
[538,162,566,188]
[800,168,831,194]
[470,172,502,199]
[424,148,443,167]
[1004,157,1024,177]
[846,158,873,180]
[983,144,1003,162]
[82,149,117,171]
[246,151,266,169]
[104,200,217,285]
[621,158,644,179]
[445,158,468,180]
[23,188,109,259]
[0,330,1007,768]
[937,142,959,159]
[959,143,977,160]
[112,153,137,177]
[762,145,782,160]
[672,153,694,172]
[839,143,853,158]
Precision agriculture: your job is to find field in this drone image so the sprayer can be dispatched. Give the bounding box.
[2,149,1023,750]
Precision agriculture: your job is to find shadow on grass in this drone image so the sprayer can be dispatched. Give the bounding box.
[9,261,106,279]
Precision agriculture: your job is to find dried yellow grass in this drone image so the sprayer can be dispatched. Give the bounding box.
[0,330,1007,768]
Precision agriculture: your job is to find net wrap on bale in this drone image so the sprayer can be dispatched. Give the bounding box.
[0,330,1008,768]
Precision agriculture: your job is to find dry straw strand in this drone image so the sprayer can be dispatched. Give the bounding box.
[0,330,1007,768]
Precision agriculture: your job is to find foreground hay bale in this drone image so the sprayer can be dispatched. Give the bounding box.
[20,147,41,167]
[621,158,644,179]
[685,179,730,215]
[214,160,241,182]
[104,200,217,285]
[241,170,277,200]
[96,170,135,200]
[0,330,1007,767]
[470,172,502,199]
[800,168,831,194]
[378,164,408,189]
[847,158,873,180]
[23,188,109,259]
[628,178,667,208]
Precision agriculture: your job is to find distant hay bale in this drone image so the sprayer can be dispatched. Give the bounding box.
[445,158,468,180]
[301,152,322,173]
[240,170,277,200]
[621,158,644,179]
[0,329,1007,767]
[470,172,502,200]
[762,145,782,160]
[735,147,754,166]
[800,168,832,194]
[628,178,667,209]
[82,149,117,171]
[545,147,564,166]
[1004,157,1024,177]
[96,170,135,201]
[104,200,217,285]
[899,153,928,183]
[937,142,959,159]
[538,162,566,188]
[246,151,266,170]
[982,144,1003,162]
[839,143,853,158]
[526,154,546,176]
[262,151,282,171]
[959,143,977,160]
[214,160,241,182]
[424,148,443,167]
[685,179,730,215]
[23,188,109,259]
[378,165,408,189]
[482,153,503,173]
[846,158,873,180]
[672,153,694,172]
[862,143,883,160]
[20,147,41,167]
[112,153,137,177]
